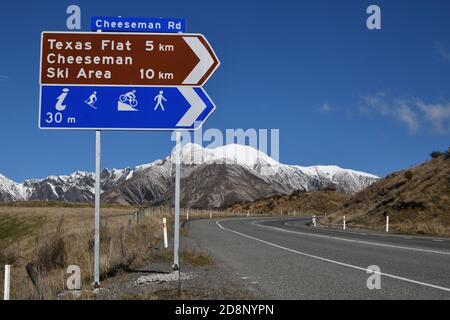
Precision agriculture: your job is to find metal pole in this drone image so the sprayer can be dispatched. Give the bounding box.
[173,131,181,271]
[4,265,10,300]
[94,130,101,287]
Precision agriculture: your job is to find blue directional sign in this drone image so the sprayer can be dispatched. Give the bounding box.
[91,16,186,33]
[39,86,215,130]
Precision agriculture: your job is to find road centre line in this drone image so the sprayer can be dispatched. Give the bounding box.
[253,220,450,256]
[216,220,450,293]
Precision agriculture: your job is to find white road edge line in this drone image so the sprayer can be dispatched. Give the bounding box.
[255,221,450,256]
[216,220,450,293]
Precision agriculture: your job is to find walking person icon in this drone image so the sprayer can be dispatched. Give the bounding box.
[154,91,167,111]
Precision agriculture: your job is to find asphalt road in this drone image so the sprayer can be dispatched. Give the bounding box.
[185,217,450,299]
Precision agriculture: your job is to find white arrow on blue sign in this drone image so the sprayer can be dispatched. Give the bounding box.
[39,86,215,130]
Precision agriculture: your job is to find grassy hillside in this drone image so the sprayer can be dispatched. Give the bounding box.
[226,190,350,215]
[323,152,450,236]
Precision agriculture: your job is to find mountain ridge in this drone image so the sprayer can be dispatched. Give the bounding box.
[0,144,379,208]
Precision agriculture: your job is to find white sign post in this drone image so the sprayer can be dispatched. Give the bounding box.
[386,215,389,233]
[343,216,346,230]
[173,131,181,271]
[4,265,11,300]
[92,29,102,290]
[93,131,101,288]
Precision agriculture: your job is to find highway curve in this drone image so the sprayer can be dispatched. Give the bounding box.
[185,217,450,300]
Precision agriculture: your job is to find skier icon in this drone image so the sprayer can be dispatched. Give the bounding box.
[154,91,167,111]
[118,90,138,111]
[84,91,98,109]
[55,88,69,111]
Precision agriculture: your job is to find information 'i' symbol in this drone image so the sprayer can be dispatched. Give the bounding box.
[55,88,69,111]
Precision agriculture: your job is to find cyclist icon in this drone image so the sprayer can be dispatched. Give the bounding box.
[118,90,139,111]
[119,90,138,107]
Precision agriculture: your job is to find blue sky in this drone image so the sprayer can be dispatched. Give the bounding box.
[1,0,449,182]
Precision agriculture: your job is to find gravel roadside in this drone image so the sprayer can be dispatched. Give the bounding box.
[93,220,264,300]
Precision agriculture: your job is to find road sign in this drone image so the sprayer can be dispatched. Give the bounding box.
[91,16,186,33]
[39,85,215,130]
[39,25,218,289]
[40,32,220,86]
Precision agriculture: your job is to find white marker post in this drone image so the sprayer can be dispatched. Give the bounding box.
[343,216,346,230]
[163,218,168,249]
[173,131,181,271]
[93,131,101,288]
[4,265,10,300]
[312,215,317,227]
[210,210,212,219]
[186,210,189,221]
[386,215,389,233]
[93,29,102,289]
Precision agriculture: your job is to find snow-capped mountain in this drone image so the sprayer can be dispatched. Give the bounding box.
[156,143,377,208]
[0,169,133,203]
[0,144,379,208]
[0,174,29,202]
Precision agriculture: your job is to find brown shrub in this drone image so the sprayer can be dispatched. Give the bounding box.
[404,170,413,181]
[0,247,19,265]
[430,151,443,159]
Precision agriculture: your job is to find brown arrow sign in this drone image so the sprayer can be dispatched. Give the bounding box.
[40,32,220,86]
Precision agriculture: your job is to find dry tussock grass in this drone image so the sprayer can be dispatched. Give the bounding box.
[0,206,236,299]
[0,206,160,299]
[227,191,350,216]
